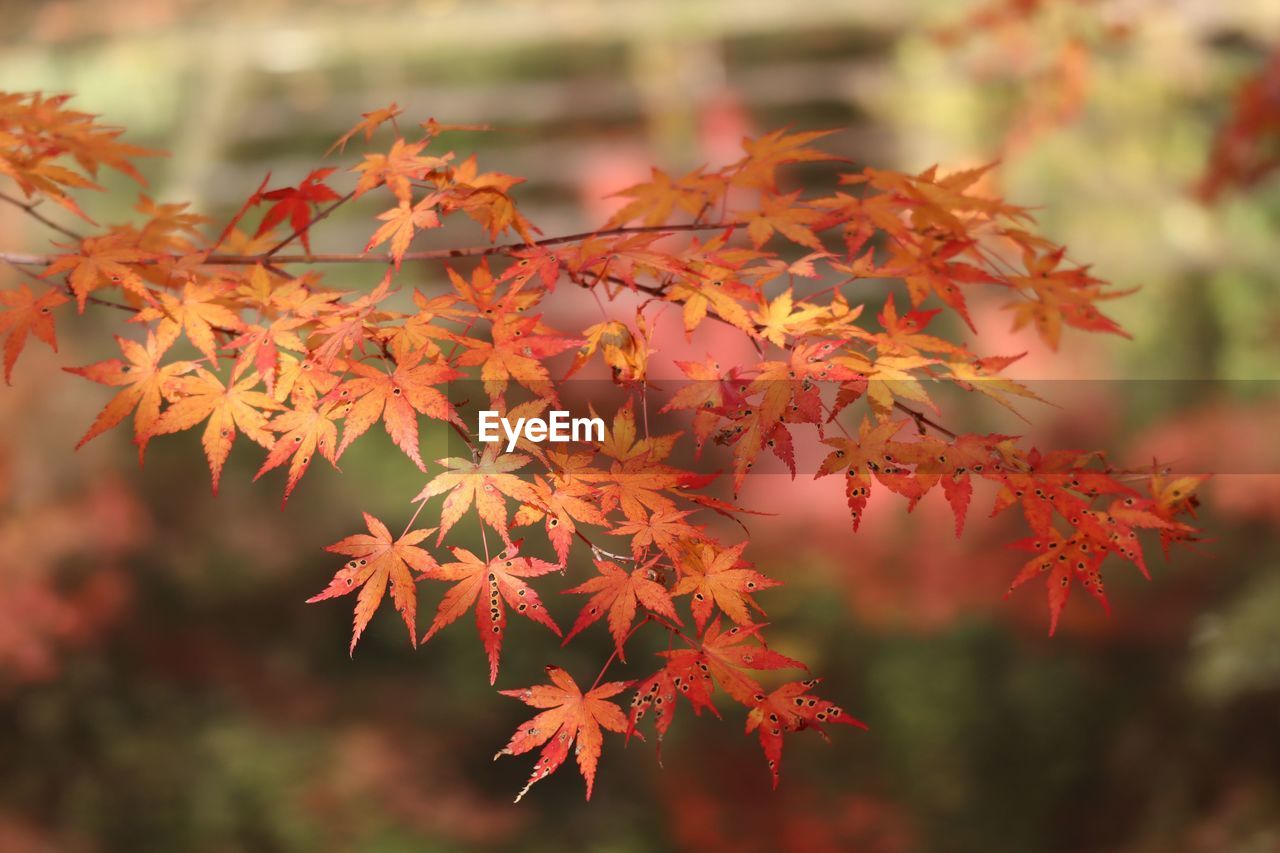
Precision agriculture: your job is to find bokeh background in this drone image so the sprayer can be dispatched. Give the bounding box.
[2,1,1279,850]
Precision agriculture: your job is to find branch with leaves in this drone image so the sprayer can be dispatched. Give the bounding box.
[0,90,1207,801]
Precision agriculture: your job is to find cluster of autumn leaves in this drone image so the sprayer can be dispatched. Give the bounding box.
[0,91,1207,801]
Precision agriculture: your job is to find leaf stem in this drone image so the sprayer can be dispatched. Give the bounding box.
[589,615,651,691]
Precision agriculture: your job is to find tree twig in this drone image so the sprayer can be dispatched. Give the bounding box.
[0,191,83,243]
[0,221,745,268]
[264,190,356,258]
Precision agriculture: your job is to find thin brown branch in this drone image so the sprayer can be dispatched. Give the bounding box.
[0,191,83,243]
[573,529,633,563]
[264,190,356,258]
[0,221,745,269]
[589,615,651,691]
[893,401,959,439]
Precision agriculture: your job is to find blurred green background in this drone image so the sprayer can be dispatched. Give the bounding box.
[1,1,1279,850]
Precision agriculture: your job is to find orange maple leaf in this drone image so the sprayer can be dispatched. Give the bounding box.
[352,138,450,201]
[252,389,342,503]
[414,447,537,544]
[672,540,780,633]
[513,474,610,565]
[308,512,440,654]
[497,665,629,802]
[64,330,195,460]
[364,195,442,268]
[151,368,282,494]
[562,559,680,659]
[132,279,244,363]
[43,234,159,311]
[328,350,460,470]
[327,103,403,155]
[0,284,68,383]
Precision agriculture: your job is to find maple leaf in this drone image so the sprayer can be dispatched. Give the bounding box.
[441,154,536,241]
[1146,471,1208,554]
[352,138,450,201]
[684,620,807,703]
[872,293,967,358]
[151,368,282,494]
[1004,530,1110,636]
[629,620,805,746]
[43,234,158,311]
[327,350,460,470]
[453,313,580,403]
[673,540,780,633]
[595,398,680,464]
[513,474,610,565]
[414,447,537,544]
[252,389,342,503]
[135,194,207,252]
[905,433,996,536]
[257,168,340,253]
[817,418,920,531]
[749,288,828,348]
[566,319,650,383]
[667,265,759,338]
[379,289,464,361]
[272,353,339,406]
[64,330,195,460]
[446,260,539,317]
[746,679,865,788]
[364,194,442,268]
[225,316,308,398]
[743,191,826,251]
[307,512,439,654]
[563,559,680,659]
[626,654,719,749]
[0,92,159,219]
[306,271,394,370]
[882,234,998,332]
[1004,245,1129,349]
[497,665,629,802]
[497,245,561,291]
[660,357,753,452]
[422,544,561,684]
[0,284,68,383]
[327,103,403,155]
[132,279,244,363]
[731,128,839,191]
[603,166,724,228]
[610,509,701,561]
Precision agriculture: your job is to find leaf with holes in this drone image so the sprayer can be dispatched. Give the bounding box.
[746,679,866,788]
[562,559,680,659]
[308,512,439,654]
[415,447,538,544]
[152,368,282,494]
[421,544,561,683]
[672,540,779,633]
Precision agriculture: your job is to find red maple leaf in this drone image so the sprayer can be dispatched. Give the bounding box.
[421,543,561,683]
[256,168,341,252]
[746,679,866,788]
